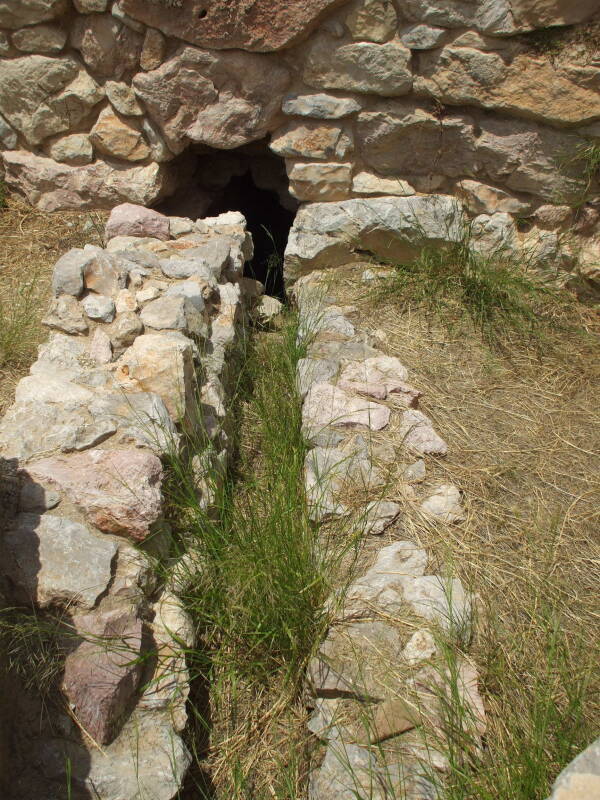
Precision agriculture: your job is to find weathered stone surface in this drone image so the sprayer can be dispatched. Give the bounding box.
[356,107,477,179]
[309,619,402,699]
[400,23,447,49]
[105,80,144,116]
[46,133,93,165]
[71,13,142,79]
[159,238,231,280]
[403,574,472,630]
[309,741,386,800]
[121,0,348,52]
[90,107,150,163]
[399,410,448,456]
[304,37,413,96]
[90,328,113,364]
[0,56,103,146]
[402,0,516,35]
[0,112,17,149]
[345,0,398,43]
[510,0,599,28]
[297,358,339,399]
[114,289,138,314]
[0,0,68,29]
[52,248,90,297]
[304,444,384,520]
[2,151,172,211]
[43,295,88,335]
[415,47,600,127]
[140,27,166,71]
[140,296,190,331]
[403,628,436,664]
[362,499,401,534]
[12,23,67,53]
[352,171,415,196]
[303,382,390,440]
[27,449,163,541]
[85,708,191,800]
[1,513,116,608]
[63,609,143,745]
[282,93,362,119]
[288,162,353,202]
[133,46,290,153]
[421,484,466,523]
[337,355,412,400]
[403,459,426,483]
[114,332,196,421]
[285,195,462,277]
[476,116,587,200]
[456,178,532,215]
[82,246,128,295]
[107,310,144,355]
[82,294,116,323]
[74,0,108,11]
[270,122,353,161]
[546,736,600,800]
[106,203,170,241]
[471,212,518,255]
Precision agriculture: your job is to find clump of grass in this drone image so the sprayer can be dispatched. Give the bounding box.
[0,272,44,371]
[0,607,67,697]
[559,140,600,207]
[162,311,355,797]
[370,224,572,350]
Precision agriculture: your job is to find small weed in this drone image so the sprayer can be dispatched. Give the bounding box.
[0,272,44,371]
[558,141,600,207]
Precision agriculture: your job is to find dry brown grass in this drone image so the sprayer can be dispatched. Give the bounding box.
[0,194,106,413]
[327,263,600,796]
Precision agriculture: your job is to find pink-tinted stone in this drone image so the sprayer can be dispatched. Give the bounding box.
[399,410,448,456]
[303,381,390,435]
[121,0,348,52]
[27,449,163,541]
[63,608,143,744]
[105,202,170,241]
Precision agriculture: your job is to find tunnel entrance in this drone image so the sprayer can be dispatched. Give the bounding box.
[158,141,298,298]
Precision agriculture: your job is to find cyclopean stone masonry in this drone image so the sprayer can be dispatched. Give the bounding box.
[0,2,598,234]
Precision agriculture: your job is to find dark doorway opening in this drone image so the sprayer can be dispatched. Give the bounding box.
[157,141,298,299]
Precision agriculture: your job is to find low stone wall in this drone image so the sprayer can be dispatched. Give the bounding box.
[1,2,598,246]
[293,244,483,799]
[0,202,258,798]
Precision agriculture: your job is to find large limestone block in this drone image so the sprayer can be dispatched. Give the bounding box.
[476,116,588,200]
[0,513,116,609]
[0,55,103,146]
[120,0,347,52]
[284,194,463,277]
[106,203,170,241]
[133,46,290,153]
[356,106,477,178]
[71,13,142,79]
[415,47,600,127]
[2,151,173,211]
[0,0,68,29]
[90,107,150,162]
[304,36,413,96]
[27,449,164,541]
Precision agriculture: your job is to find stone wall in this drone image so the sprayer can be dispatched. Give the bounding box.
[0,1,598,230]
[0,202,259,798]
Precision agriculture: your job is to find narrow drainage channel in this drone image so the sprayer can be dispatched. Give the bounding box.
[175,309,324,798]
